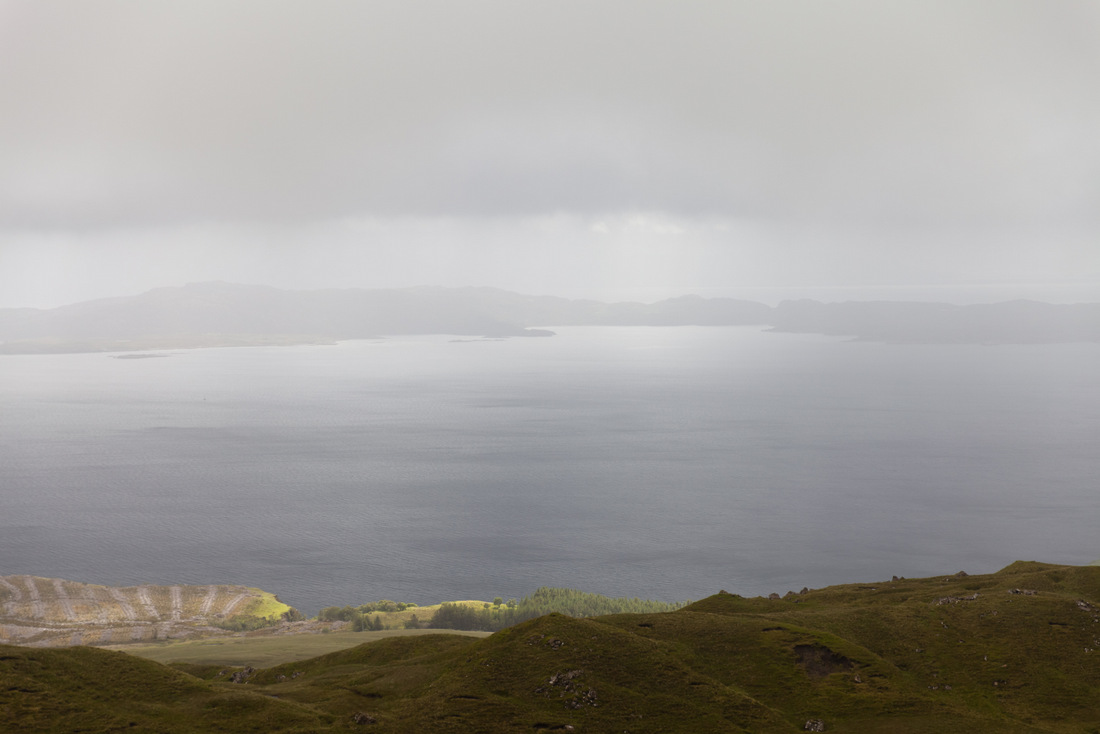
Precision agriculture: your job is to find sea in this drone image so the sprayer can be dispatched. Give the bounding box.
[1,326,1097,615]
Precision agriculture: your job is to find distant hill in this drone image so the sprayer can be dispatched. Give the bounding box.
[0,282,770,353]
[2,561,1099,732]
[0,282,1097,353]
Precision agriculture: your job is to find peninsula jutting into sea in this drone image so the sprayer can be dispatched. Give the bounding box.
[1,281,1098,354]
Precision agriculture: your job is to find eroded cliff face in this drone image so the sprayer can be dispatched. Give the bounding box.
[0,575,281,647]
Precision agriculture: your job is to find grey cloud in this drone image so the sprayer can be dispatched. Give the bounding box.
[2,1,1099,310]
[3,0,1100,228]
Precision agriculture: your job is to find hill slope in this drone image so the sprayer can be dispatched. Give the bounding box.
[3,562,1099,732]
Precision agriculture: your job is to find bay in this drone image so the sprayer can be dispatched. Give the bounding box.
[1,326,1097,614]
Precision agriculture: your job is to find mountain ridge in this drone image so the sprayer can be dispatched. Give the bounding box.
[2,282,1098,352]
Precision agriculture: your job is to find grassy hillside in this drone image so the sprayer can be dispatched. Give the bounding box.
[117,628,491,667]
[3,562,1099,732]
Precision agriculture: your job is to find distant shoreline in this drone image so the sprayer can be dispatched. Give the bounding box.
[0,334,342,355]
[1,283,1098,354]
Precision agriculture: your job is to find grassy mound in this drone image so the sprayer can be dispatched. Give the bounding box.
[0,645,330,732]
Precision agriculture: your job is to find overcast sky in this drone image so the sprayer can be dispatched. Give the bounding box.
[2,1,1099,308]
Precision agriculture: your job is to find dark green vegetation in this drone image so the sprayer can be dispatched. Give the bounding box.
[212,611,303,633]
[429,587,689,631]
[3,562,1099,732]
[319,588,689,633]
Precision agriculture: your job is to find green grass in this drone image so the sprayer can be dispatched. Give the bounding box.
[5,561,1100,733]
[114,628,491,667]
[234,587,293,620]
[0,645,333,732]
[357,599,488,628]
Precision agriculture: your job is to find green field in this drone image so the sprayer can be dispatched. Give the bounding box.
[111,627,491,666]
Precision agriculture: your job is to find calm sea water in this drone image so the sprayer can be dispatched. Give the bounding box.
[1,327,1097,614]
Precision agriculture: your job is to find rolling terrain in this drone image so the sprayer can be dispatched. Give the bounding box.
[3,561,1099,732]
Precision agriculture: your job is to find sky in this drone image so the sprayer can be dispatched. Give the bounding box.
[1,0,1099,309]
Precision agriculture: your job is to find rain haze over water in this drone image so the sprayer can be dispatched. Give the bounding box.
[2,2,1099,608]
[3,328,1098,613]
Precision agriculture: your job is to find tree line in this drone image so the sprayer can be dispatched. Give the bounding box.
[317,600,418,621]
[428,587,689,632]
[314,589,689,633]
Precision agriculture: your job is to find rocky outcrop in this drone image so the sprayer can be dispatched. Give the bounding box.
[536,669,598,709]
[229,666,255,683]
